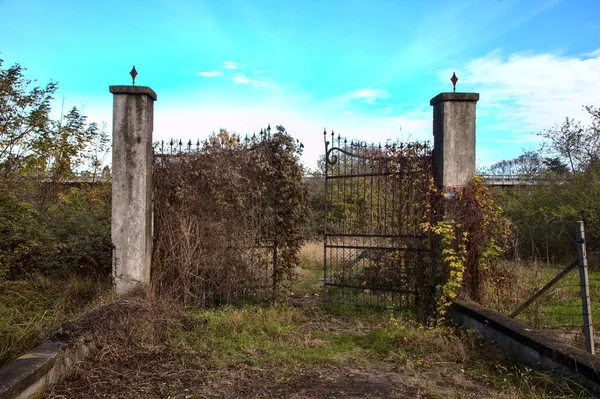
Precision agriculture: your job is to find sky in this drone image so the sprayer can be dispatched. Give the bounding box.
[1,0,599,170]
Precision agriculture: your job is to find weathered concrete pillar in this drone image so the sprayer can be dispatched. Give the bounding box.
[430,92,479,189]
[109,85,157,294]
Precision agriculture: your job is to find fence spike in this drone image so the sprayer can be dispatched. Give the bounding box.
[161,140,164,154]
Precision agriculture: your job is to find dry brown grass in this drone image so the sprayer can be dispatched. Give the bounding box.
[299,240,323,265]
[45,292,191,399]
[0,274,111,367]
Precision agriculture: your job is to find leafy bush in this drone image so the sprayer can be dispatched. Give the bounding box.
[0,185,111,279]
[41,185,112,277]
[0,189,45,278]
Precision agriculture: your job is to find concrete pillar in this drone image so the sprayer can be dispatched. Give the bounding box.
[430,92,479,189]
[109,85,157,294]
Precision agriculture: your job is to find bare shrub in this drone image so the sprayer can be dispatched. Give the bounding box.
[151,128,307,306]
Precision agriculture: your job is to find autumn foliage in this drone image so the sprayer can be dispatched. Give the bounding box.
[151,128,308,306]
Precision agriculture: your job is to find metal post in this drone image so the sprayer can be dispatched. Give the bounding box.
[576,220,595,355]
[323,130,329,293]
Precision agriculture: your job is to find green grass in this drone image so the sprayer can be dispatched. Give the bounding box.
[291,241,324,296]
[168,301,591,398]
[0,274,111,367]
[174,304,447,366]
[484,261,600,348]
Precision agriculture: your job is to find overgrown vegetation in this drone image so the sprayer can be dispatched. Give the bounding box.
[477,106,600,344]
[0,58,111,279]
[152,127,308,307]
[0,274,111,366]
[0,59,111,366]
[424,177,512,319]
[42,246,593,398]
[484,105,600,263]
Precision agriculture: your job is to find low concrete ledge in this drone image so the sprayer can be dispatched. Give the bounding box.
[449,300,600,393]
[0,338,93,399]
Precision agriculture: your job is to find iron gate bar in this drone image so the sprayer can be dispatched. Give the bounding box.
[327,233,427,239]
[325,282,418,295]
[326,245,429,252]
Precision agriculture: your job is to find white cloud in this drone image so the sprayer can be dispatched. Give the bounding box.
[230,73,275,89]
[442,49,600,132]
[222,61,239,70]
[231,73,251,84]
[348,89,392,104]
[437,49,600,166]
[197,70,223,78]
[251,80,276,89]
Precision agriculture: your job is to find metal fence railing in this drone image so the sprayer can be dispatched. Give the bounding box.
[502,221,595,354]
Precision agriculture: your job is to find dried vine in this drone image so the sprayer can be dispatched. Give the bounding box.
[151,128,307,307]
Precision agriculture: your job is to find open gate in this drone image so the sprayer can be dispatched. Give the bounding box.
[323,132,434,309]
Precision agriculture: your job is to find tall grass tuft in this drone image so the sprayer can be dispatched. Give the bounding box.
[0,274,111,367]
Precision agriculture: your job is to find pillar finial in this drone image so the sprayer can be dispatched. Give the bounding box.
[450,72,458,93]
[130,66,138,86]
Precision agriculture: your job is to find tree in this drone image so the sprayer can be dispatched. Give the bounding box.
[539,106,600,173]
[0,59,110,208]
[0,59,57,182]
[488,105,600,263]
[0,59,112,278]
[487,150,544,177]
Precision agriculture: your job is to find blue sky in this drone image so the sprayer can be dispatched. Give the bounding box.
[1,0,599,169]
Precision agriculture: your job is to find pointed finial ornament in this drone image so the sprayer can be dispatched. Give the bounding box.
[130,66,138,86]
[451,72,458,93]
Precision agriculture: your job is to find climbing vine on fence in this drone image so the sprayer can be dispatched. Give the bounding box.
[151,127,307,307]
[424,176,512,319]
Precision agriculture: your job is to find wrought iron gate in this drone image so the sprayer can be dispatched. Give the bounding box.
[323,131,434,309]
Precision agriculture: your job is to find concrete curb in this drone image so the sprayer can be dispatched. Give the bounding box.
[449,300,600,393]
[0,337,93,399]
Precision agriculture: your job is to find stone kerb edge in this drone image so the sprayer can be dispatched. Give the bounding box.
[0,337,95,399]
[449,299,600,393]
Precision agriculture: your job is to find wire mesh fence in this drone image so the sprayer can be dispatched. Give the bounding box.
[486,222,597,354]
